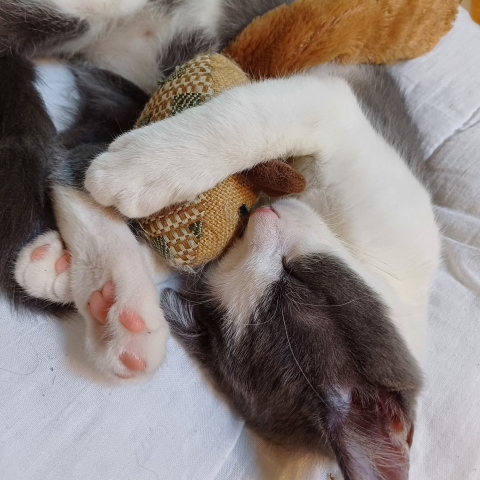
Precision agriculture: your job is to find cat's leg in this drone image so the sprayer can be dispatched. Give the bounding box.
[51,184,169,380]
[85,77,327,218]
[14,186,170,380]
[0,52,67,313]
[0,2,88,58]
[85,75,439,270]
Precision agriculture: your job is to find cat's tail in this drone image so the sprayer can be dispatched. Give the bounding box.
[0,55,66,315]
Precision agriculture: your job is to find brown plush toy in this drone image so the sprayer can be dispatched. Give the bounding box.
[133,0,458,269]
[224,0,458,79]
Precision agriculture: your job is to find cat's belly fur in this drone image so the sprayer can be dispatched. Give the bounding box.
[50,0,222,93]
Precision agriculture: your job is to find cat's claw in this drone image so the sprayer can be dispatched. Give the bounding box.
[15,231,73,304]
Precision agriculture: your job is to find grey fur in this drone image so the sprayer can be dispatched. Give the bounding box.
[162,253,420,480]
[158,30,218,79]
[55,65,149,188]
[0,0,301,313]
[218,0,296,47]
[316,64,426,183]
[0,55,63,314]
[0,2,88,57]
[0,7,425,477]
[157,0,296,77]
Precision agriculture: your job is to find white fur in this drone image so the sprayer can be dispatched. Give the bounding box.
[86,74,441,363]
[38,0,223,92]
[52,185,170,380]
[48,0,149,19]
[15,185,172,380]
[14,230,73,304]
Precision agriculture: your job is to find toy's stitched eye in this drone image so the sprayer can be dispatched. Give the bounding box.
[238,204,249,216]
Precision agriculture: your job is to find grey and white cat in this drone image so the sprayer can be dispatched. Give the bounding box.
[0,2,440,479]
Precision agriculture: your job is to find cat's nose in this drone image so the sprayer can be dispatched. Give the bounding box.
[251,206,279,218]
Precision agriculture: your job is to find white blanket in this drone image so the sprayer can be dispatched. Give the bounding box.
[1,8,479,479]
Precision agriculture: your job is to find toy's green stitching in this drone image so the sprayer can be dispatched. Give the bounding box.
[172,93,203,115]
[166,65,187,82]
[152,236,173,259]
[189,220,203,239]
[137,114,152,127]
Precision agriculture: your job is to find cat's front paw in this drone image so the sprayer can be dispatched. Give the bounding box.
[85,128,197,218]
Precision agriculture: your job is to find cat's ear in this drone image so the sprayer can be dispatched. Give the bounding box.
[325,387,414,480]
[160,288,207,358]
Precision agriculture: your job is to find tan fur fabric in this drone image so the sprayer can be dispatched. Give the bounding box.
[224,0,459,79]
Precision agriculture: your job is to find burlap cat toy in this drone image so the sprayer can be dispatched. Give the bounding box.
[133,0,458,268]
[134,54,306,268]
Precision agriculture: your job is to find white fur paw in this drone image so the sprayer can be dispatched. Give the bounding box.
[77,268,169,381]
[14,231,73,304]
[84,127,205,218]
[84,135,168,218]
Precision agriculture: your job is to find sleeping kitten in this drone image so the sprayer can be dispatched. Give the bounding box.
[91,64,440,479]
[19,64,440,478]
[0,3,440,478]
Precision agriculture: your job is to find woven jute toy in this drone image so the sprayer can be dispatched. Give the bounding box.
[134,54,305,268]
[130,0,459,269]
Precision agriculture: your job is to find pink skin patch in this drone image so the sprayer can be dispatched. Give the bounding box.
[391,418,404,433]
[120,352,146,371]
[86,281,115,325]
[55,253,71,274]
[30,245,50,261]
[119,311,145,333]
[86,280,147,375]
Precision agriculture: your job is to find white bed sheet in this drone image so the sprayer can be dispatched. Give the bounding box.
[1,8,480,480]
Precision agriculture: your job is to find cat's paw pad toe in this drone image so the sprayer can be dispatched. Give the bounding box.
[84,280,168,381]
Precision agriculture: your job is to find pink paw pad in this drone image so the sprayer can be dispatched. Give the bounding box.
[119,311,145,333]
[31,245,50,261]
[55,253,71,274]
[87,280,148,376]
[87,280,115,324]
[120,352,146,372]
